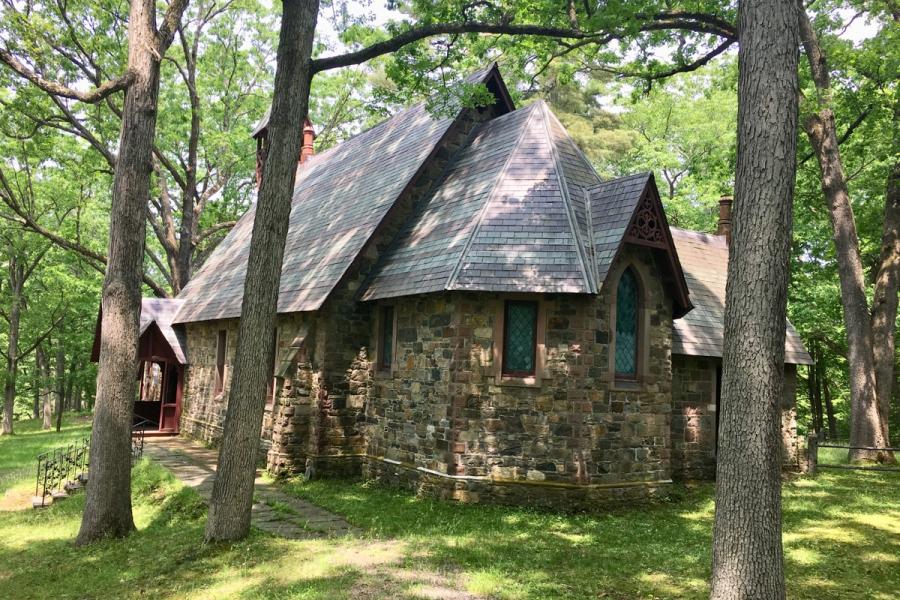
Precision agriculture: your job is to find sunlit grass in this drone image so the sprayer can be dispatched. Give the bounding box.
[0,417,897,599]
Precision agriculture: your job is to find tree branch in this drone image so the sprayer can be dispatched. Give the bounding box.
[0,48,134,103]
[194,220,237,245]
[0,170,170,298]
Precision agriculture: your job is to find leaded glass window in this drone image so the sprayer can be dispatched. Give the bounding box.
[615,268,639,377]
[380,306,394,370]
[502,301,538,376]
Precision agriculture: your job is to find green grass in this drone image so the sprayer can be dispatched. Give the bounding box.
[281,473,900,599]
[0,418,897,599]
[0,415,93,501]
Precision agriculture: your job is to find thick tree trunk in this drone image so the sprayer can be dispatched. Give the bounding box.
[205,0,319,543]
[709,0,798,598]
[77,0,189,545]
[55,344,65,432]
[872,146,899,444]
[804,110,889,461]
[798,3,895,462]
[2,273,21,435]
[38,345,52,430]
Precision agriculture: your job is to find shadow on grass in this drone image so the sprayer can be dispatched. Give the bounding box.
[281,470,900,600]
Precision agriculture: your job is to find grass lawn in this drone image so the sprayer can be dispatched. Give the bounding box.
[0,417,897,599]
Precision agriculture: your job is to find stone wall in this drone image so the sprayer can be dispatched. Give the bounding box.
[362,245,677,506]
[671,355,717,480]
[180,313,312,463]
[670,355,800,480]
[178,101,503,475]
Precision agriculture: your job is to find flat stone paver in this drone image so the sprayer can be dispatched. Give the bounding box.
[144,437,360,540]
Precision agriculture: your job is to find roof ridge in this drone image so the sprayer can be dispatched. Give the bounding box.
[542,106,607,186]
[446,103,540,290]
[538,101,596,294]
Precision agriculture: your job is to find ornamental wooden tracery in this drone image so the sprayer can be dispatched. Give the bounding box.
[624,192,667,248]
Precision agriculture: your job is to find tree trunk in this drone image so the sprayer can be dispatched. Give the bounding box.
[2,265,21,435]
[65,360,76,412]
[823,374,837,439]
[812,346,826,436]
[797,3,894,462]
[55,344,65,432]
[32,367,40,421]
[205,0,319,543]
[710,0,798,597]
[37,345,52,430]
[77,0,190,545]
[871,130,899,444]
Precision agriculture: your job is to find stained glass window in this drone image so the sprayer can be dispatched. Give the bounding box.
[503,301,538,376]
[615,268,639,376]
[380,306,394,370]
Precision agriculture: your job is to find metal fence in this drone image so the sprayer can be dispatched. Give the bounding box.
[34,427,147,508]
[35,437,90,507]
[806,434,900,474]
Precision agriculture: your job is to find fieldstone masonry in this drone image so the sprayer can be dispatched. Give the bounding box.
[174,97,802,510]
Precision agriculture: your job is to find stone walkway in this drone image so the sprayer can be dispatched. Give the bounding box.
[144,437,360,540]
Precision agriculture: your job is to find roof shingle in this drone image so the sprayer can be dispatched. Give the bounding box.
[671,228,812,365]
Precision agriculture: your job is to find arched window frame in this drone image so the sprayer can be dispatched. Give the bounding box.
[608,261,650,385]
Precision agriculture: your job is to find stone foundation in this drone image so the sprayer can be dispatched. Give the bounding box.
[362,456,671,511]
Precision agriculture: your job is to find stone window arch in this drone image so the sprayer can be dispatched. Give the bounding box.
[615,267,640,378]
[608,260,651,384]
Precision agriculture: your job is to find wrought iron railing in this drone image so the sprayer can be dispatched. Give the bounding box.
[35,437,90,508]
[34,425,147,508]
[132,427,145,460]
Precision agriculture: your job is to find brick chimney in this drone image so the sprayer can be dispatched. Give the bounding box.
[300,118,315,164]
[253,117,316,189]
[716,195,733,245]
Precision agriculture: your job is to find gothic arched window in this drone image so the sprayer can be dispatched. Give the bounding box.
[615,267,640,377]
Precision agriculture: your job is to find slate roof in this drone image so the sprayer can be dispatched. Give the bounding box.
[362,101,603,298]
[140,298,188,364]
[92,298,188,364]
[174,66,508,323]
[670,228,813,365]
[589,173,655,284]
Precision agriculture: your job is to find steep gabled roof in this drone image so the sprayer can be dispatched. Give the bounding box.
[362,108,693,306]
[671,228,813,365]
[362,101,600,299]
[588,172,693,317]
[91,298,187,364]
[174,65,513,324]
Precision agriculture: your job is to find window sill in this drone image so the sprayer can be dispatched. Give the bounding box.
[610,378,640,392]
[495,374,547,388]
[374,368,395,380]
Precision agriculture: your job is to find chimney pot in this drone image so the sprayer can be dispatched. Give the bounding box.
[716,195,733,245]
[300,118,315,164]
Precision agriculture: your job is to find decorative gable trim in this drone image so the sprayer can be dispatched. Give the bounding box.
[624,190,669,249]
[601,174,693,318]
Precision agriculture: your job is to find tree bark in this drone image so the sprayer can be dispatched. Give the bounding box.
[55,344,65,432]
[710,0,799,597]
[37,345,52,430]
[823,373,837,439]
[77,0,190,545]
[872,121,899,444]
[205,0,319,543]
[797,2,895,462]
[2,257,22,435]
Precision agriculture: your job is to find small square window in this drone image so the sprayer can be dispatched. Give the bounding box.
[379,306,395,371]
[502,301,538,377]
